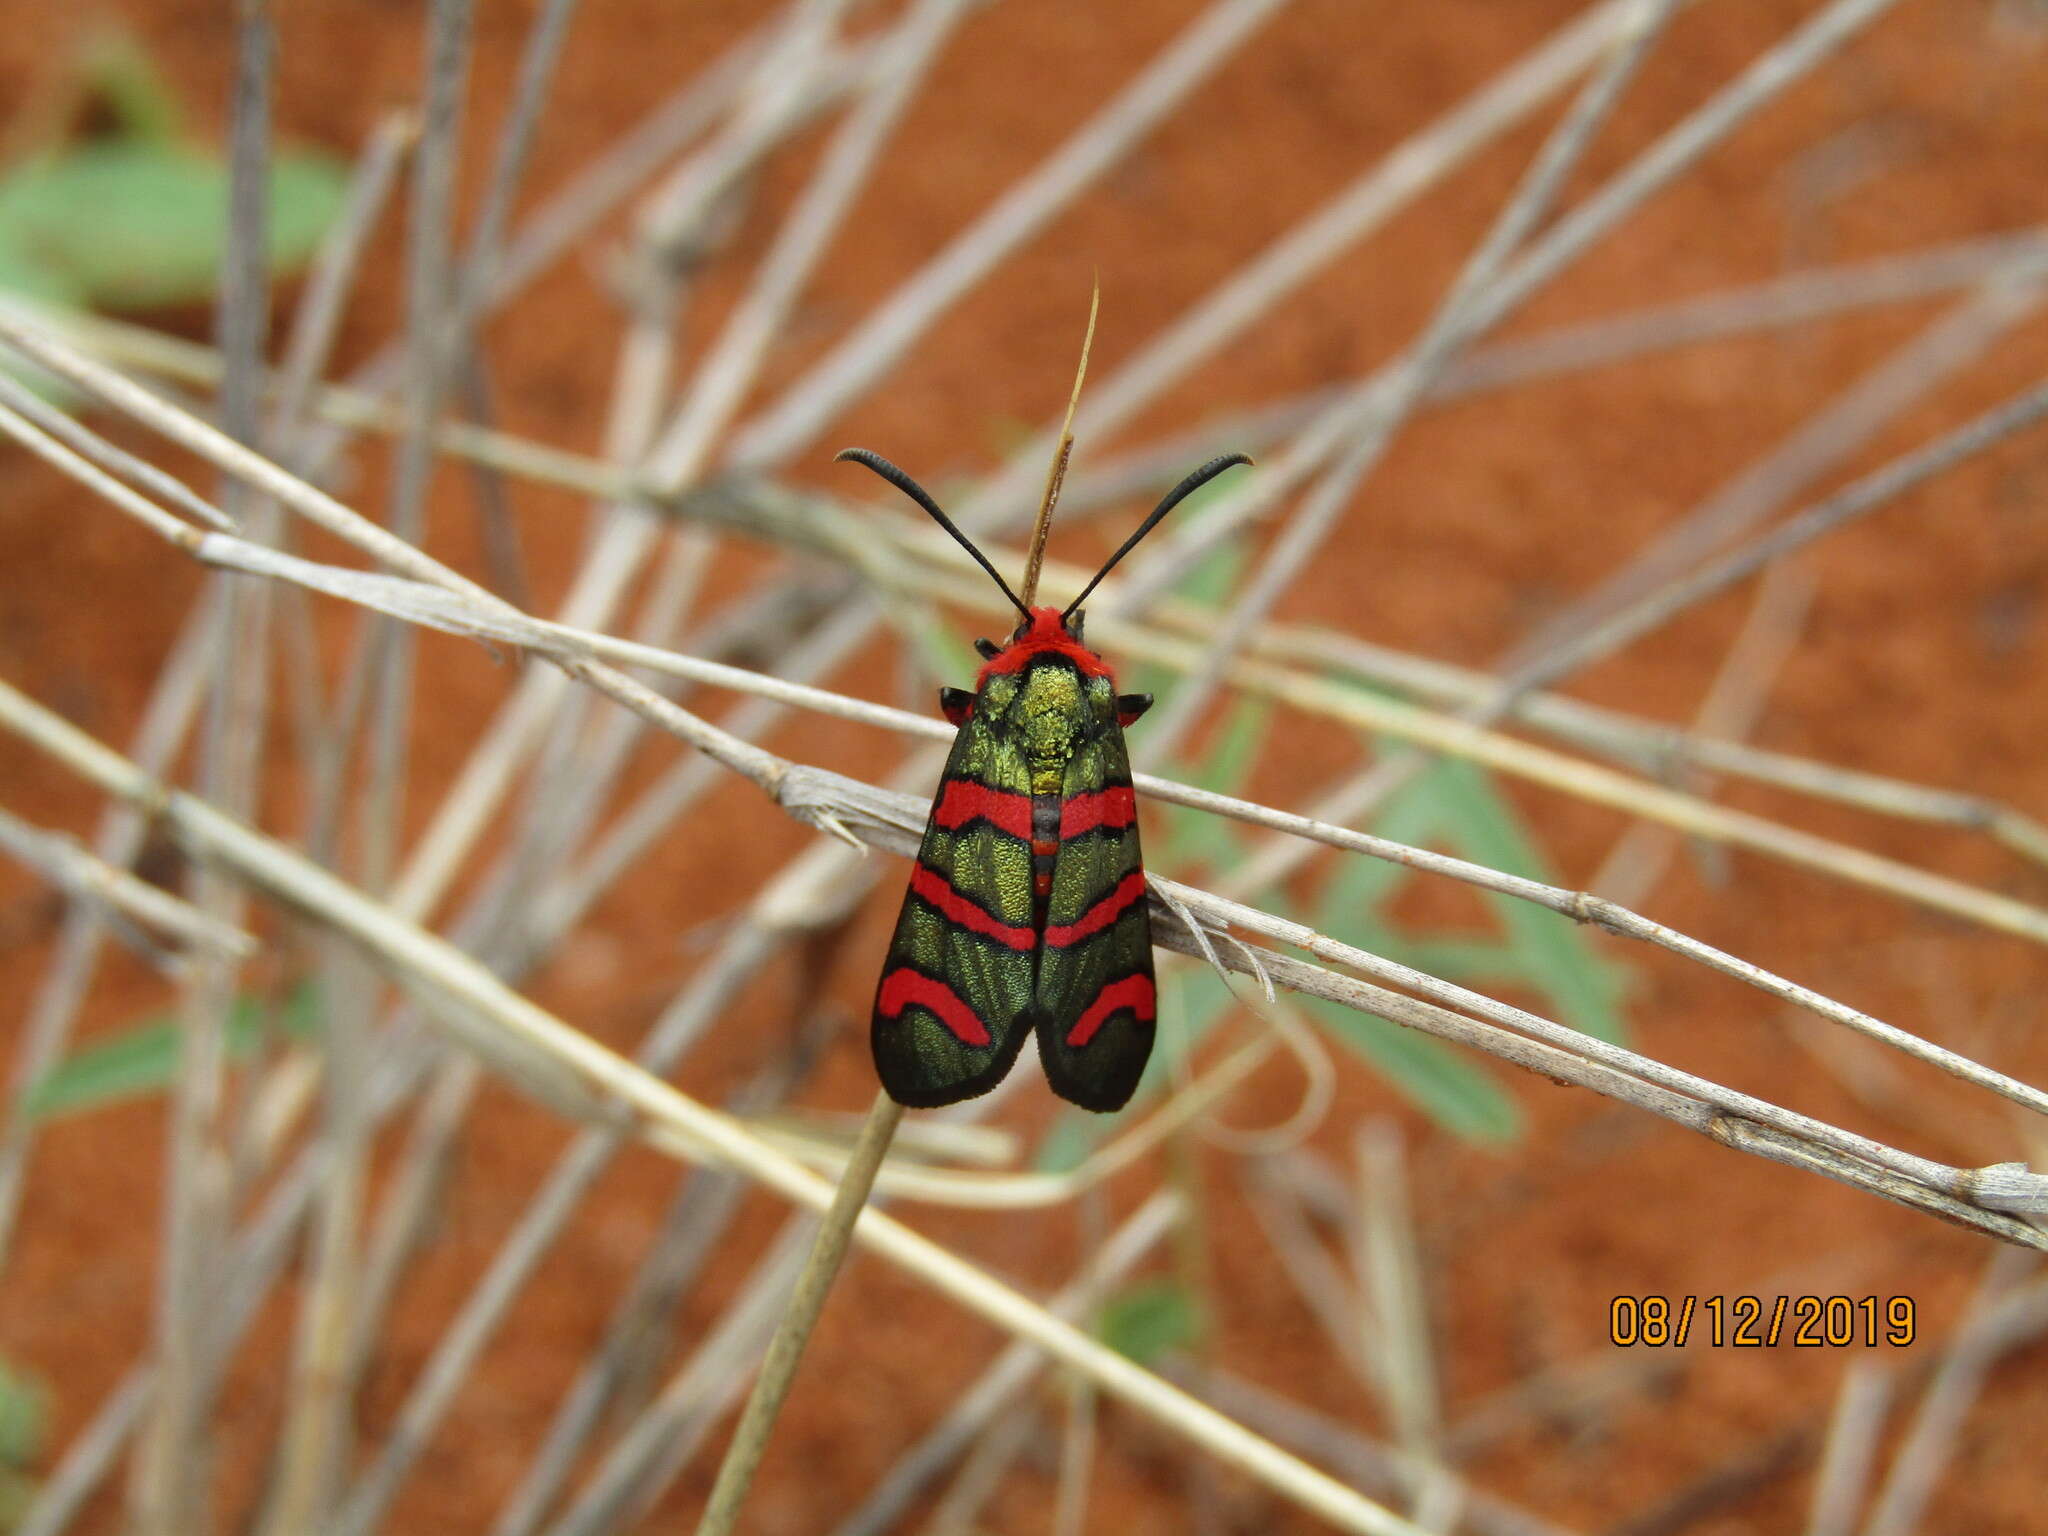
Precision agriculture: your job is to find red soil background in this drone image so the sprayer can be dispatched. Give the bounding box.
[2,1,2047,1532]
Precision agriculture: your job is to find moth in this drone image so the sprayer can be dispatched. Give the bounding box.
[836,446,1251,1111]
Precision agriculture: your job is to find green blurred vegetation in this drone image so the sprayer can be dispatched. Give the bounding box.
[0,28,347,316]
[24,981,322,1122]
[0,1357,47,1530]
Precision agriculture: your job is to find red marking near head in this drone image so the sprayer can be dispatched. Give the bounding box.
[910,864,1035,950]
[976,606,1114,686]
[1065,973,1156,1048]
[877,967,992,1047]
[933,781,1032,840]
[1058,785,1137,838]
[1043,870,1148,948]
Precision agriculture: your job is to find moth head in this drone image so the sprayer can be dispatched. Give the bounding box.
[1011,606,1073,646]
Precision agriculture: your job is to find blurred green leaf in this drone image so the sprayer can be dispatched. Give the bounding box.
[0,1356,44,1529]
[1313,827,1527,984]
[1396,936,1531,984]
[0,29,345,316]
[1121,540,1245,707]
[0,238,82,309]
[24,982,322,1121]
[80,27,185,144]
[1158,798,1248,875]
[0,1358,46,1466]
[1190,696,1269,797]
[1316,850,1416,945]
[0,241,85,407]
[1153,964,1233,1077]
[1031,1112,1098,1175]
[1323,752,1629,1039]
[914,614,981,693]
[1282,750,1626,1140]
[1098,1277,1203,1365]
[1308,998,1522,1142]
[1155,694,1268,871]
[1395,757,1628,1041]
[0,1469,35,1531]
[0,142,348,311]
[1167,531,1245,612]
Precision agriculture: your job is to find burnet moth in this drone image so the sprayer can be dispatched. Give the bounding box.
[835,444,1251,1111]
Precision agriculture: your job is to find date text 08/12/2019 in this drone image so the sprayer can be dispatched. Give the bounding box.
[1609,1295,1916,1348]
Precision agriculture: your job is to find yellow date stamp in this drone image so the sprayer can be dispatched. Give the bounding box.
[1609,1294,1916,1348]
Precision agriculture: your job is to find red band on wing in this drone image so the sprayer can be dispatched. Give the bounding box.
[877,967,992,1047]
[1043,871,1148,948]
[1065,973,1156,1048]
[934,780,1033,840]
[1058,785,1136,838]
[910,864,1035,950]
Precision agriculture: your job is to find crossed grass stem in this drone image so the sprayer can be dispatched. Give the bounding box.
[4,6,2048,1531]
[4,290,2048,1536]
[10,301,2048,1190]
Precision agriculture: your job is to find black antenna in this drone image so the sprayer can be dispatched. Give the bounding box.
[836,448,1031,621]
[1062,453,1252,622]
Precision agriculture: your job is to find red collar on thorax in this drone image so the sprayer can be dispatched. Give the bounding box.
[975,606,1114,685]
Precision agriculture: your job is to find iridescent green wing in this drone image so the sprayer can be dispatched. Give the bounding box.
[871,677,1040,1107]
[1033,686,1155,1112]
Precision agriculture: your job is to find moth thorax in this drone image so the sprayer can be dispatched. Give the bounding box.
[1016,664,1083,781]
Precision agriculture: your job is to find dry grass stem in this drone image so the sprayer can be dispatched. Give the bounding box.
[1135,0,1684,762]
[0,807,258,963]
[692,1091,906,1536]
[330,925,783,1535]
[26,280,2048,867]
[1803,1362,1892,1536]
[53,322,2039,948]
[146,519,2048,1122]
[1515,276,2045,663]
[1589,557,1816,906]
[730,0,1295,470]
[1353,1125,1442,1500]
[0,674,1450,1533]
[24,364,2048,1146]
[0,591,228,1268]
[826,1190,1181,1536]
[955,0,1659,532]
[1859,1257,2048,1536]
[540,1219,820,1536]
[1189,1366,1583,1536]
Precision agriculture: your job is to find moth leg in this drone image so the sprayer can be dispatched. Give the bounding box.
[1115,692,1153,727]
[973,637,1001,660]
[939,686,976,726]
